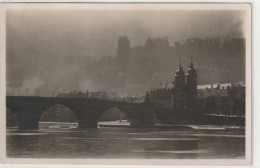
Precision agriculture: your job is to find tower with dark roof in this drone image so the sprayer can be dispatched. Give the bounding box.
[186,57,198,114]
[174,58,186,113]
[186,57,197,99]
[174,58,185,89]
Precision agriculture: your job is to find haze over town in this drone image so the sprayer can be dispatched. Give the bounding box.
[6,10,245,96]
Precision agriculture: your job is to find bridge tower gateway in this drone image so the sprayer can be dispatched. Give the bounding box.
[186,57,197,101]
[186,57,198,114]
[174,58,186,113]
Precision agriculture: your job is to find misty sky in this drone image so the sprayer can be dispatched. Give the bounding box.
[6,9,245,96]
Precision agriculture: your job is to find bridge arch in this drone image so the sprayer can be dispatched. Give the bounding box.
[97,107,130,127]
[98,107,127,122]
[39,104,78,129]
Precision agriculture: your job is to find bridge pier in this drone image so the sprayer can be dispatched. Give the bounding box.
[16,113,40,130]
[78,119,98,129]
[129,104,155,126]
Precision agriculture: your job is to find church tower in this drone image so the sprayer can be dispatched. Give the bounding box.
[174,58,186,113]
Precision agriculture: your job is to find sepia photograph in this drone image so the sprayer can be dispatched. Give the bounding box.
[0,3,251,165]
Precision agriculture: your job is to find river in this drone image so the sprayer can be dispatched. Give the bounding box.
[6,122,245,159]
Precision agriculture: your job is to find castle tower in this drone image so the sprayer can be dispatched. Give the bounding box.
[117,36,130,60]
[174,58,186,113]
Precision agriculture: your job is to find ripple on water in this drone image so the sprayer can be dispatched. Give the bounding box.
[132,149,208,154]
[59,137,198,141]
[7,133,47,136]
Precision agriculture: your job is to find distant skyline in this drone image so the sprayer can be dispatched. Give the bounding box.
[7,10,245,57]
[6,9,246,96]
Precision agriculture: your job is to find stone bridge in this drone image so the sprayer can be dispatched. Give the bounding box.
[6,96,155,130]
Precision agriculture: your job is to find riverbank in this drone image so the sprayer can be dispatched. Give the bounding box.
[97,120,244,130]
[98,121,193,129]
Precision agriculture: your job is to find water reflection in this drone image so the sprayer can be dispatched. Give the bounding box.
[6,122,245,159]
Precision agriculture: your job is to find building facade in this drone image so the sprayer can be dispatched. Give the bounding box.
[149,61,245,117]
[150,59,198,114]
